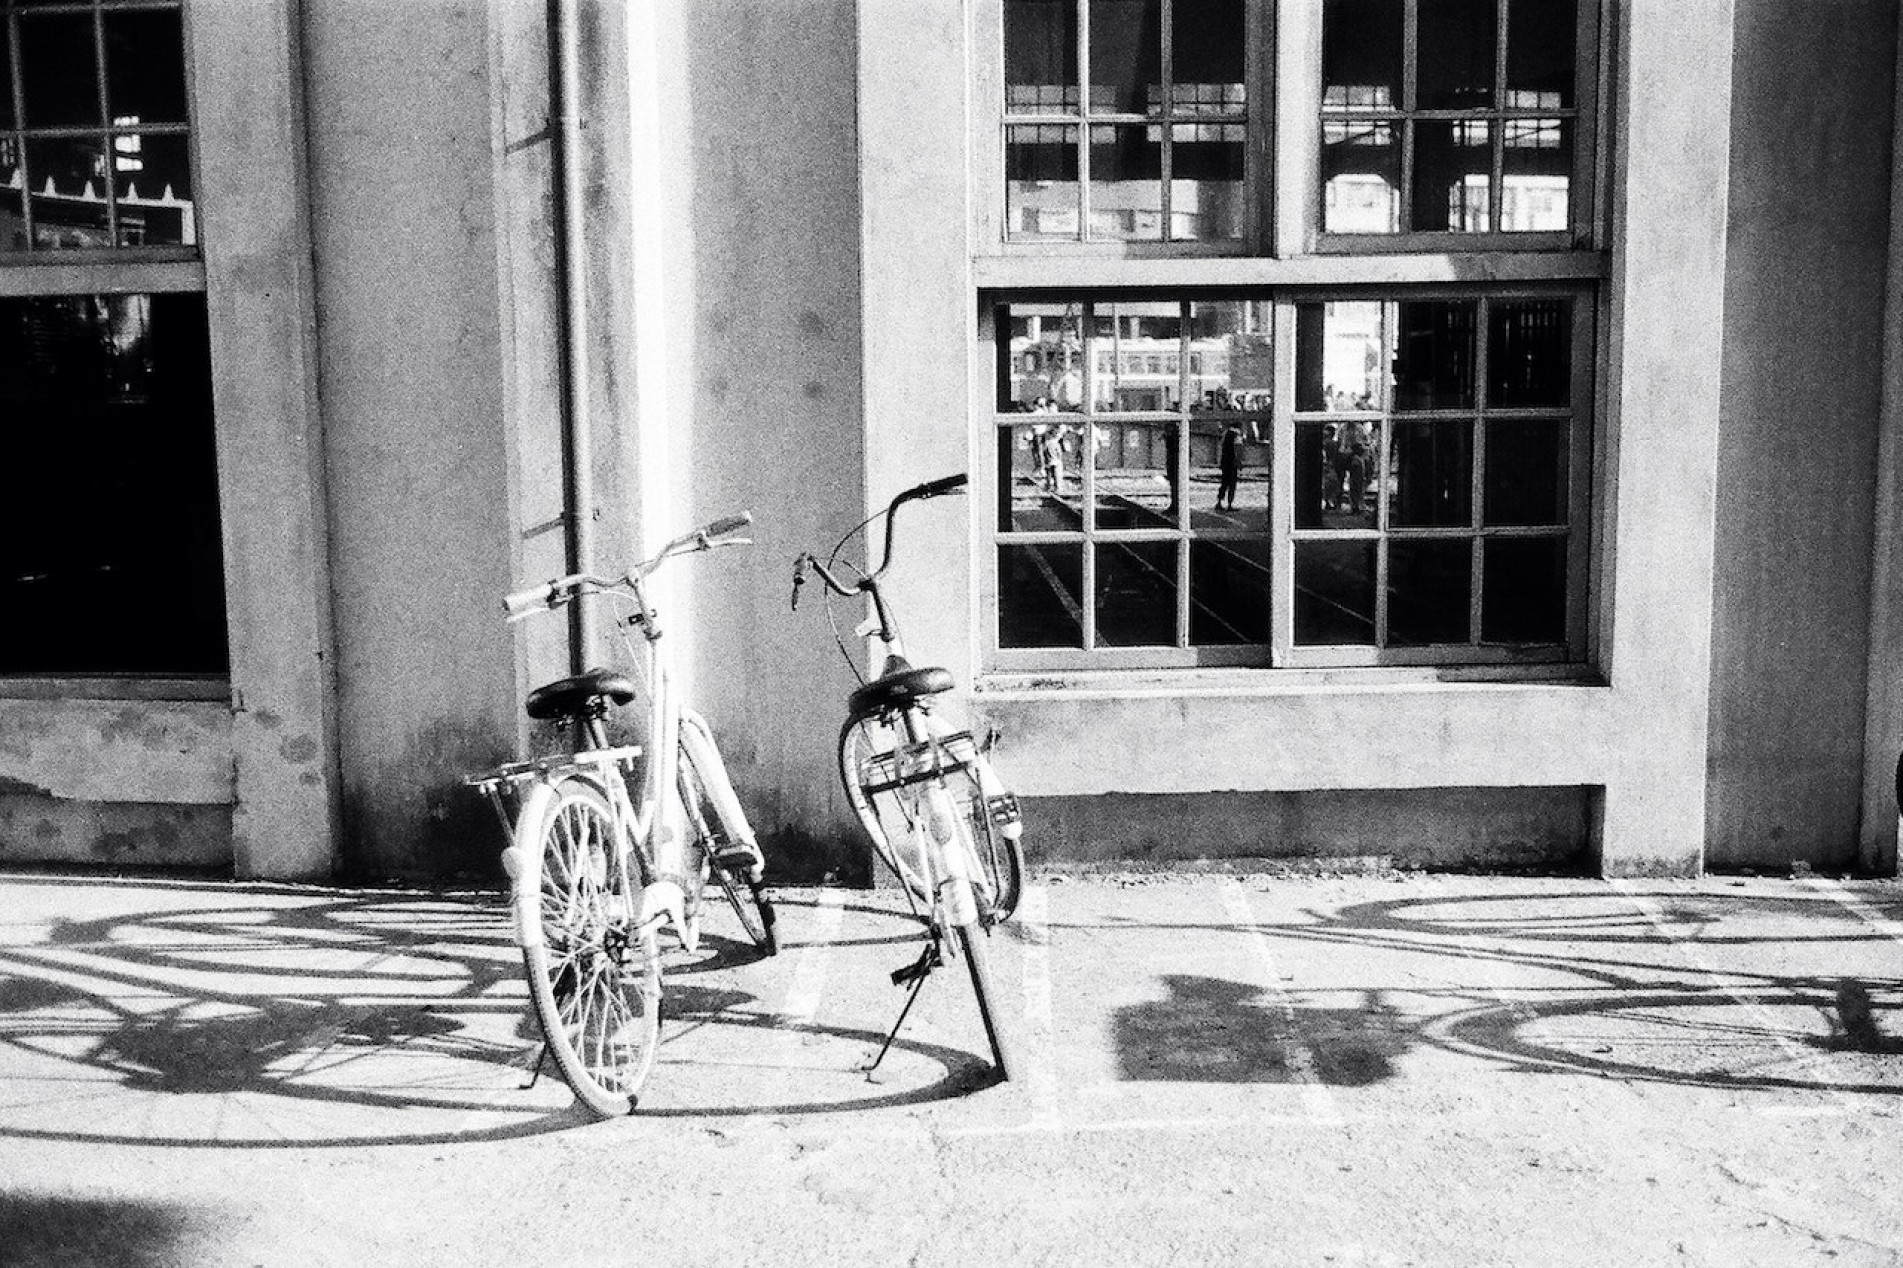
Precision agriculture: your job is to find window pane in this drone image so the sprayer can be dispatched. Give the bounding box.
[1089,124,1163,240]
[27,135,110,249]
[1296,420,1380,529]
[1481,536,1566,643]
[1188,299,1273,410]
[1488,298,1570,407]
[1007,124,1081,240]
[1172,0,1245,104]
[0,294,227,674]
[1005,0,1080,111]
[1000,543,1085,648]
[1170,123,1244,240]
[1295,301,1384,412]
[1411,119,1491,232]
[1484,418,1566,525]
[1388,539,1472,646]
[1501,117,1570,231]
[1190,538,1269,645]
[1003,302,1087,412]
[1322,120,1399,233]
[1190,416,1267,529]
[999,422,1085,530]
[104,9,188,124]
[1389,419,1473,527]
[1092,300,1180,410]
[114,132,193,247]
[19,12,99,128]
[1506,0,1576,109]
[1323,0,1402,112]
[1096,540,1178,646]
[1295,540,1376,645]
[1393,300,1477,410]
[1089,0,1160,114]
[1417,0,1498,110]
[1095,420,1178,529]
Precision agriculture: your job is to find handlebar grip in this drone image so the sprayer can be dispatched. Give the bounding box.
[503,583,557,618]
[899,473,969,504]
[702,511,753,543]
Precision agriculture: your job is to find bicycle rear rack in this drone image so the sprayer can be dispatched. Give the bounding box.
[463,747,643,837]
[856,731,982,797]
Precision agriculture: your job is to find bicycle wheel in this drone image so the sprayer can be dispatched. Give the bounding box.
[511,777,661,1116]
[956,920,1019,1081]
[959,746,1025,926]
[839,715,933,908]
[677,750,778,957]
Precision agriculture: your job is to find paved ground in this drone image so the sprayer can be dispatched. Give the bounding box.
[2,868,1902,1266]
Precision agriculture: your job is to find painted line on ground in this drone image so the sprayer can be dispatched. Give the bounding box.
[773,886,848,1032]
[1017,882,1064,1130]
[1218,880,1345,1127]
[1803,878,1903,954]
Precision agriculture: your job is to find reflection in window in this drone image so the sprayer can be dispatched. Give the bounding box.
[1003,0,1247,243]
[1321,0,1578,235]
[0,0,195,252]
[0,294,227,673]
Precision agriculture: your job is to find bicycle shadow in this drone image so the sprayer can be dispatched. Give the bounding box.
[0,1193,208,1268]
[0,877,998,1148]
[1114,974,1408,1087]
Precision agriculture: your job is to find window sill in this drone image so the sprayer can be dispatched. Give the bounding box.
[974,661,1607,700]
[0,675,231,703]
[971,249,1608,291]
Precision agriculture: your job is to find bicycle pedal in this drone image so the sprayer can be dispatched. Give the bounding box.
[890,943,942,987]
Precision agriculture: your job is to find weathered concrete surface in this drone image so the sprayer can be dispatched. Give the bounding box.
[3,871,1901,1265]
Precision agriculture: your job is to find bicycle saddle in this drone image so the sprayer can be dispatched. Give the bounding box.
[849,663,955,720]
[524,668,637,720]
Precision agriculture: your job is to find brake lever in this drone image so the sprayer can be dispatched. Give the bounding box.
[791,556,808,611]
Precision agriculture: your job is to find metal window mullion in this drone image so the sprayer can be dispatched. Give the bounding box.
[90,2,116,246]
[1158,0,1172,240]
[1471,295,1490,643]
[8,8,32,250]
[1566,287,1593,654]
[1270,300,1295,664]
[1399,0,1418,233]
[1075,0,1092,241]
[1080,299,1098,647]
[1490,0,1507,232]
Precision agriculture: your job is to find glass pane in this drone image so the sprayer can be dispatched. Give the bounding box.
[1295,301,1385,412]
[1506,0,1576,109]
[1092,300,1180,411]
[1005,0,1080,111]
[114,132,193,246]
[1295,420,1379,529]
[1389,419,1473,527]
[1190,416,1267,530]
[27,135,110,249]
[999,422,1086,531]
[1295,540,1376,645]
[1007,124,1080,240]
[1189,300,1273,409]
[1481,536,1566,643]
[104,9,188,124]
[1388,539,1472,646]
[1190,538,1270,645]
[1484,418,1566,525]
[1501,117,1571,230]
[1172,0,1245,109]
[1323,120,1398,233]
[19,13,99,128]
[1323,0,1401,112]
[1089,124,1162,240]
[1417,0,1498,110]
[1089,0,1160,114]
[1169,123,1244,240]
[0,141,21,252]
[1393,301,1477,411]
[1094,420,1177,529]
[1003,302,1087,412]
[1000,543,1085,648]
[0,293,227,674]
[1488,297,1570,407]
[1411,119,1491,232]
[0,21,13,130]
[1096,540,1178,646]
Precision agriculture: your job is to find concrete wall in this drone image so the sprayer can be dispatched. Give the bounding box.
[1707,0,1898,870]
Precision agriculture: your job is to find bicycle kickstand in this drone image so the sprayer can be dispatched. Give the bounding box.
[862,932,944,1076]
[522,1040,551,1091]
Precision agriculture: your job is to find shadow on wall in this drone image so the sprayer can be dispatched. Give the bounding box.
[0,1194,210,1267]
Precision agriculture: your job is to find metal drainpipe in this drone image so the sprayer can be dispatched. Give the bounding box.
[550,0,594,673]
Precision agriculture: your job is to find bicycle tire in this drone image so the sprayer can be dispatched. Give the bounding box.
[956,920,1018,1081]
[961,746,1025,926]
[512,777,661,1116]
[678,747,778,957]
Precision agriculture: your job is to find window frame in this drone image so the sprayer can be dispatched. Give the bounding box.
[978,282,1598,673]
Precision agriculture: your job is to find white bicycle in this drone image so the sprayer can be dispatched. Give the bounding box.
[792,474,1026,1080]
[467,513,775,1116]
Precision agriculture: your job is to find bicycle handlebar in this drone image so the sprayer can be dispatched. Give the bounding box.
[790,474,967,610]
[503,510,754,619]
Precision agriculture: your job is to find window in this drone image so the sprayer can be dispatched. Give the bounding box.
[987,288,1589,668]
[0,0,224,677]
[1002,0,1255,245]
